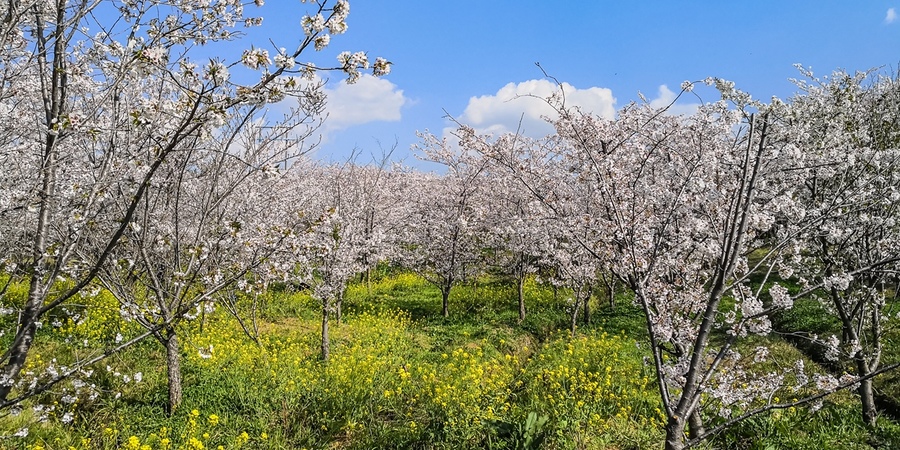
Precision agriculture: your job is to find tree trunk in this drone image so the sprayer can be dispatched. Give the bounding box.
[854,352,877,427]
[517,273,526,322]
[583,289,592,326]
[366,266,372,297]
[164,329,183,415]
[0,0,64,404]
[335,289,344,325]
[441,286,450,318]
[831,286,878,428]
[858,377,877,427]
[664,416,686,450]
[321,297,331,361]
[0,307,39,400]
[687,410,705,440]
[570,291,581,336]
[605,276,616,311]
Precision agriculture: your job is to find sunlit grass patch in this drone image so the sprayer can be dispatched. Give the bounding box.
[514,328,663,448]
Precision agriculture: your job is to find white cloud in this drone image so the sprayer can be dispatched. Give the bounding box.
[322,74,408,134]
[886,8,897,24]
[445,80,702,143]
[648,84,701,116]
[449,79,616,139]
[269,74,408,150]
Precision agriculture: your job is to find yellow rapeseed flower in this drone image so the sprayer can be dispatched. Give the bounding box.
[125,436,141,450]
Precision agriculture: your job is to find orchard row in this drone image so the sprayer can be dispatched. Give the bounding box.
[0,2,898,449]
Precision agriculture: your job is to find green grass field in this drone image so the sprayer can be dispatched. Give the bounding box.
[1,273,899,449]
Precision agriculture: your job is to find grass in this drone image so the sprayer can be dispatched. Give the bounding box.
[0,272,897,449]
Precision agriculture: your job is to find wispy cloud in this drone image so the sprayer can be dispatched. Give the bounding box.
[886,7,897,24]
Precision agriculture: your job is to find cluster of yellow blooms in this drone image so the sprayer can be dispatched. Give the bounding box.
[520,330,665,446]
[6,275,675,448]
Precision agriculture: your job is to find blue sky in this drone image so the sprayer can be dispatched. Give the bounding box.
[244,1,900,167]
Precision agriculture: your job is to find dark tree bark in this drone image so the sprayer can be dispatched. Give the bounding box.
[583,289,592,326]
[163,329,182,415]
[517,272,526,322]
[441,284,450,318]
[688,410,705,441]
[321,297,331,361]
[335,288,344,325]
[664,416,686,450]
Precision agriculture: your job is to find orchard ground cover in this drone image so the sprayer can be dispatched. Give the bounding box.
[0,272,898,449]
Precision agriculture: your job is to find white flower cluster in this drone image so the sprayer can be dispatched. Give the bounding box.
[768,283,793,309]
[274,48,295,69]
[814,373,839,392]
[823,334,841,362]
[373,57,392,76]
[204,60,230,84]
[301,13,326,35]
[241,48,270,70]
[314,34,330,51]
[823,272,853,291]
[337,51,369,83]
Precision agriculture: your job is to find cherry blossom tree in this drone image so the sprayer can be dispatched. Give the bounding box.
[95,114,311,413]
[548,90,814,450]
[278,161,381,361]
[465,127,621,329]
[781,68,900,427]
[460,77,899,449]
[477,135,556,322]
[397,134,490,317]
[0,0,389,410]
[559,78,900,448]
[339,150,401,299]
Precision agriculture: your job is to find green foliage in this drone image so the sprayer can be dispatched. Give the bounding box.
[490,411,549,450]
[1,272,898,449]
[711,403,878,450]
[775,297,841,336]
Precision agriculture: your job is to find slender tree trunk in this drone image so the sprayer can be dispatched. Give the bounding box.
[335,289,344,325]
[855,355,877,427]
[570,290,581,336]
[517,273,526,322]
[321,297,330,361]
[365,267,372,297]
[0,305,39,400]
[830,287,879,427]
[604,275,616,311]
[858,377,877,427]
[687,410,705,441]
[441,285,450,318]
[0,2,68,403]
[0,127,57,402]
[163,329,183,415]
[664,417,686,450]
[583,289,592,326]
